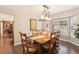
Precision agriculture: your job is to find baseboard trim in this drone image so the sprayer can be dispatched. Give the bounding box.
[60,39,79,47]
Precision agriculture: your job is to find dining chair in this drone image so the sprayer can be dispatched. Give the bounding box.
[50,32,57,53]
[55,31,60,52]
[32,30,39,36]
[50,32,60,53]
[19,32,39,54]
[42,33,56,54]
[42,39,55,54]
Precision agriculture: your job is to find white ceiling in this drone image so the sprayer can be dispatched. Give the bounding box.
[0,5,79,14]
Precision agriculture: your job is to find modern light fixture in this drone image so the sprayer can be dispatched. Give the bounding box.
[40,5,51,21]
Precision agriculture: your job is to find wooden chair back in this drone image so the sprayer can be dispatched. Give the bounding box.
[19,32,29,53]
[50,31,60,53]
[32,30,39,36]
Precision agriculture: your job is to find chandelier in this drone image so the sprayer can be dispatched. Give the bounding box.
[40,5,51,21]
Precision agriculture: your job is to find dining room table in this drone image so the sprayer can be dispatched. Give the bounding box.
[28,34,51,53]
[29,34,50,42]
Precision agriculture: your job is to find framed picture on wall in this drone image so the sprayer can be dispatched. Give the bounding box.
[30,18,37,31]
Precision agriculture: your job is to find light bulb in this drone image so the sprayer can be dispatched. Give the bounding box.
[41,15,44,19]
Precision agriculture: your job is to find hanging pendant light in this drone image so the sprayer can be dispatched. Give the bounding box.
[40,5,51,21]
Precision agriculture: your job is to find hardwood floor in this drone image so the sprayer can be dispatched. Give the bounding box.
[59,41,79,54]
[0,36,79,54]
[13,41,79,54]
[0,37,13,54]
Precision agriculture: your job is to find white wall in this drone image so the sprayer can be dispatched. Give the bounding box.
[52,8,79,19]
[14,11,40,45]
[0,6,41,46]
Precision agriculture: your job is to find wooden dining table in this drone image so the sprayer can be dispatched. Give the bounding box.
[29,34,50,53]
[29,34,49,43]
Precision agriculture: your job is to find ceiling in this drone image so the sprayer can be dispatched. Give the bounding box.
[0,5,79,14]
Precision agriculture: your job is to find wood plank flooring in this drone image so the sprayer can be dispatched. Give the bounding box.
[0,36,79,54]
[0,37,13,54]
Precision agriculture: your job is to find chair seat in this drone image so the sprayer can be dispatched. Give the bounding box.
[27,39,34,44]
[43,44,53,49]
[42,44,54,54]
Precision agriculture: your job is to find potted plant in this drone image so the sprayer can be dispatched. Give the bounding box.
[74,25,79,39]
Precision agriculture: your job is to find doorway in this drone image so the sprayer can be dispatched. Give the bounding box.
[0,13,14,53]
[3,21,14,45]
